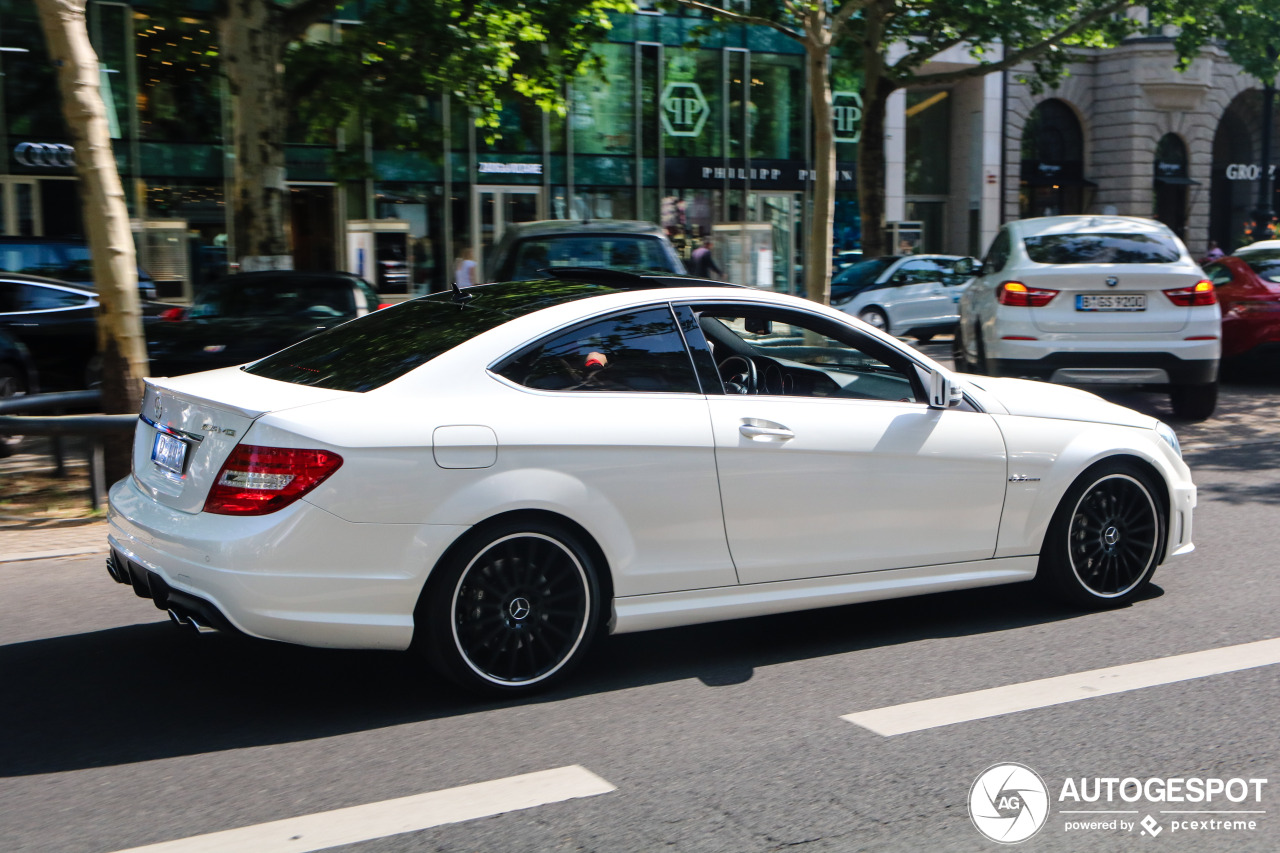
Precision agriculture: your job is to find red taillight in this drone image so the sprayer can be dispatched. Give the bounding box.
[998,280,1059,307]
[204,445,343,516]
[377,303,392,310]
[160,307,187,322]
[1164,280,1216,306]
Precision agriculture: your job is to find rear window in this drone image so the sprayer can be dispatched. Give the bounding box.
[1023,233,1181,265]
[0,241,93,280]
[244,280,618,391]
[190,276,358,320]
[499,235,674,281]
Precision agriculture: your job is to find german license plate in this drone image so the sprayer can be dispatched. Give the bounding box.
[1077,293,1146,312]
[151,432,188,476]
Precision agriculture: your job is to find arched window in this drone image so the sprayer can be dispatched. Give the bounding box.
[1154,133,1194,239]
[1020,99,1092,218]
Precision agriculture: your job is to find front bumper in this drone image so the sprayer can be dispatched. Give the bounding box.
[107,476,467,650]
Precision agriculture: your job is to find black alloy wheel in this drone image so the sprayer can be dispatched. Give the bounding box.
[1039,464,1164,608]
[420,520,600,694]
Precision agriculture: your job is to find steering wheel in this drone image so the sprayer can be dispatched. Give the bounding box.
[718,355,758,395]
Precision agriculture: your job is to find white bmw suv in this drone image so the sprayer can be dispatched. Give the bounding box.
[954,215,1221,419]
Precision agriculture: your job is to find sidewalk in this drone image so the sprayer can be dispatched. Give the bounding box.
[0,519,109,564]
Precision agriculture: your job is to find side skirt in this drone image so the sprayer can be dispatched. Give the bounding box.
[611,556,1038,634]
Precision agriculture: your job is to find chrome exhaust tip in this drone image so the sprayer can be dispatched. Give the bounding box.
[167,608,187,626]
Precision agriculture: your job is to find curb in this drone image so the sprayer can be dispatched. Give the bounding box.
[1,544,109,564]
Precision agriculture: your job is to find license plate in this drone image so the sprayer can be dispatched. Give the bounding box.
[1077,293,1146,312]
[151,432,188,476]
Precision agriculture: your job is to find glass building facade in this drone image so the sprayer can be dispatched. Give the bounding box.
[2,2,996,296]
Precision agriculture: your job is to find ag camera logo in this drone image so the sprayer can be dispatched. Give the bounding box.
[970,763,1050,844]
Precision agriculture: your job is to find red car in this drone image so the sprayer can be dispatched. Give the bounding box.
[1204,244,1280,360]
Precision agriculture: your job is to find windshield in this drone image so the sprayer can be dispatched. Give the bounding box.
[831,257,896,302]
[190,277,359,320]
[1023,233,1181,264]
[499,235,675,281]
[244,280,619,392]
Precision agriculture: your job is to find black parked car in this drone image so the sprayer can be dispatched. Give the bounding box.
[147,271,382,377]
[0,273,165,391]
[0,327,39,456]
[0,236,158,300]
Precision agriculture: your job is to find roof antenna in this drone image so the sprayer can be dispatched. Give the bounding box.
[450,279,473,304]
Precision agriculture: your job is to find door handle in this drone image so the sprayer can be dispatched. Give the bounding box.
[739,423,794,441]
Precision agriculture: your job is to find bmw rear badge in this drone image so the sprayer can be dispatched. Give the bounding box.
[1105,276,1119,287]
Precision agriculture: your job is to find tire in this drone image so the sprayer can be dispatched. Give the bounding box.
[417,518,602,695]
[913,332,934,344]
[858,307,889,333]
[1169,382,1217,421]
[0,362,28,458]
[1037,462,1165,609]
[951,329,973,373]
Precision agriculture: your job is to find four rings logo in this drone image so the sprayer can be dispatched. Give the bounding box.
[13,142,76,169]
[969,763,1050,844]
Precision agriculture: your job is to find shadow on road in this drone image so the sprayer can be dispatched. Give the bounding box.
[0,580,1160,777]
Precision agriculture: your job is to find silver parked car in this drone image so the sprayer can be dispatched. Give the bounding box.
[831,254,975,342]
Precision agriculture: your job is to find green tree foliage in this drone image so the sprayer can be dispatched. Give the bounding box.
[1172,0,1280,82]
[286,0,633,146]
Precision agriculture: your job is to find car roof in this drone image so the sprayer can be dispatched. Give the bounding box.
[1234,240,1280,255]
[208,270,366,285]
[501,220,671,239]
[0,271,96,293]
[1010,215,1172,238]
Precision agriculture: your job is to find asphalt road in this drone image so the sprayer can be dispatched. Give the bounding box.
[2,362,1278,853]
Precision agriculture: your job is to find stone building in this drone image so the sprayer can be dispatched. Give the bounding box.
[1004,34,1279,258]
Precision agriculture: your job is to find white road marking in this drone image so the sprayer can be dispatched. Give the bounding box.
[108,765,616,853]
[843,637,1280,736]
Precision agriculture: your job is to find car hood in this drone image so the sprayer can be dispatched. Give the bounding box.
[961,375,1158,429]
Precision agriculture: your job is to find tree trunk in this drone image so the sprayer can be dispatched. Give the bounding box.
[35,0,146,484]
[221,0,293,271]
[804,24,835,306]
[857,5,894,260]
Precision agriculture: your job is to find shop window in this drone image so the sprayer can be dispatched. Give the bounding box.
[905,91,950,195]
[135,13,223,143]
[750,53,804,161]
[662,48,723,160]
[1154,133,1193,239]
[572,43,634,156]
[1,5,66,139]
[1020,98,1091,218]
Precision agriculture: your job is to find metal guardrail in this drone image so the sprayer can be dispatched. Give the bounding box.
[0,390,137,510]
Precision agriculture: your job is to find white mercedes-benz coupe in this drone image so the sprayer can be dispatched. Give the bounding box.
[108,271,1197,694]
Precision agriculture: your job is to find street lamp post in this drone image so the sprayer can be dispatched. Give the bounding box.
[1252,80,1277,243]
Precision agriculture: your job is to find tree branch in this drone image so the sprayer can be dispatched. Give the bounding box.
[895,0,1131,88]
[830,0,876,40]
[667,0,803,41]
[280,0,343,43]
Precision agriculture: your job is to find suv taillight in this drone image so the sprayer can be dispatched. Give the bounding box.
[1164,280,1217,306]
[998,280,1059,307]
[204,445,343,516]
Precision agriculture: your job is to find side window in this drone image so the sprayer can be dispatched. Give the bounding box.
[895,260,940,285]
[16,284,90,310]
[1206,264,1233,287]
[695,306,923,403]
[496,306,701,394]
[983,230,1011,275]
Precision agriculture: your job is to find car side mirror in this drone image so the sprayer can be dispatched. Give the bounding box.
[953,257,977,277]
[928,369,964,409]
[745,317,772,335]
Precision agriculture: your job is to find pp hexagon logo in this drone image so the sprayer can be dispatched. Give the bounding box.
[661,82,709,138]
[833,91,863,144]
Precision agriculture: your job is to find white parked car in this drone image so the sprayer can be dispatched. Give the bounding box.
[831,254,974,341]
[108,272,1196,694]
[954,215,1221,419]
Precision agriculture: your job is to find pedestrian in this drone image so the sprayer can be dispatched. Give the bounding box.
[1200,240,1224,264]
[454,247,477,288]
[689,239,722,279]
